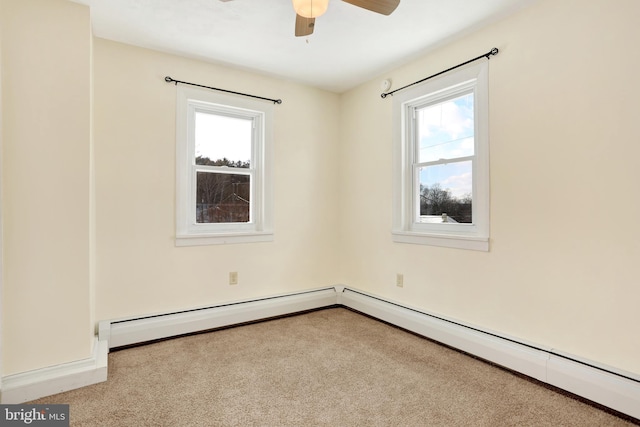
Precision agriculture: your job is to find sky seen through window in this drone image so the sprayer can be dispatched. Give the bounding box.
[418,92,474,199]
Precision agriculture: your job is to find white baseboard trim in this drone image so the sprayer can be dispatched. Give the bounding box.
[100,287,339,349]
[338,287,640,421]
[3,285,638,421]
[0,337,108,404]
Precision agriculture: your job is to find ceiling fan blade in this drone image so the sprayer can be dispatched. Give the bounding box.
[342,0,400,15]
[295,14,315,37]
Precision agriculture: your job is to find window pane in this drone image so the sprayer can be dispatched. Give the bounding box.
[418,161,472,223]
[195,112,251,168]
[196,172,250,223]
[418,93,474,163]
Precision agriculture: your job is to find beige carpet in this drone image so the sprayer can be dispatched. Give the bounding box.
[31,308,637,426]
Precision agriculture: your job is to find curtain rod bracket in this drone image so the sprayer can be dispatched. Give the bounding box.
[164,76,282,105]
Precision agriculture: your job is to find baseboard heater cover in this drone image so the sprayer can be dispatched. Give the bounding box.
[100,287,338,349]
[547,355,640,421]
[338,287,640,421]
[339,288,550,380]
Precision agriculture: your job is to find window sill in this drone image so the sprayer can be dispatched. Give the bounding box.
[176,231,274,247]
[392,231,489,251]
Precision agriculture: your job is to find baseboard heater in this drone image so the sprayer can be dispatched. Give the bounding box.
[99,287,338,349]
[337,287,640,421]
[96,286,639,421]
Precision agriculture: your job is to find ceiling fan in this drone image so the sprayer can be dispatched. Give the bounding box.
[293,0,400,37]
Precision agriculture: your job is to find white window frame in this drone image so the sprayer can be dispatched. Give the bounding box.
[392,61,489,251]
[175,86,273,246]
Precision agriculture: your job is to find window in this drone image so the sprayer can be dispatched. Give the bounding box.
[392,61,489,251]
[176,86,273,246]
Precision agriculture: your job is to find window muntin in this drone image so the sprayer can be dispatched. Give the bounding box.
[176,86,273,245]
[393,62,489,251]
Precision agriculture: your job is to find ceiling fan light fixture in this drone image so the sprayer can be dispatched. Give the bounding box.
[292,0,329,18]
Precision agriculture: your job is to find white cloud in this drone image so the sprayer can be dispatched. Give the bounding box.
[442,172,472,198]
[418,93,473,141]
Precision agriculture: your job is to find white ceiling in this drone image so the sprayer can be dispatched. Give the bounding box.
[71,0,536,93]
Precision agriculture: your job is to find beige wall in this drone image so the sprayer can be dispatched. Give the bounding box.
[1,0,93,374]
[338,0,640,374]
[93,39,342,321]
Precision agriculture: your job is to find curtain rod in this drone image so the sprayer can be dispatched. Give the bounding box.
[165,76,282,105]
[380,47,499,99]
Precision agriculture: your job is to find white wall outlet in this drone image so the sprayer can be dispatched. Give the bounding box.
[229,272,238,285]
[396,273,404,288]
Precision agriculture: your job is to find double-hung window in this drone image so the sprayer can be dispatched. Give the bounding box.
[175,86,273,246]
[392,61,489,251]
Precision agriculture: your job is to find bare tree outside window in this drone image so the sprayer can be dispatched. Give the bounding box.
[420,183,472,223]
[196,157,250,223]
[193,110,253,224]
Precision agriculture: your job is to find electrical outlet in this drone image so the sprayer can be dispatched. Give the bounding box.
[396,273,404,288]
[229,271,238,285]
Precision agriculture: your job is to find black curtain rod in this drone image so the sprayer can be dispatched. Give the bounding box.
[165,76,282,105]
[380,47,499,99]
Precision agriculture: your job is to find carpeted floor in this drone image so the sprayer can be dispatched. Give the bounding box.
[31,307,638,426]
